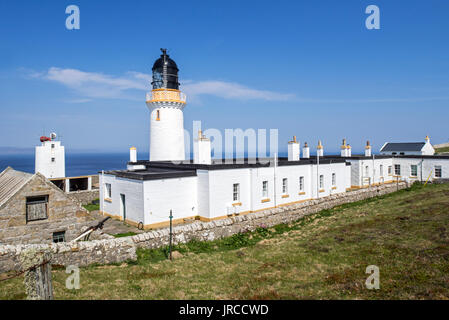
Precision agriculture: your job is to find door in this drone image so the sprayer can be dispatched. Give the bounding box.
[120,194,126,221]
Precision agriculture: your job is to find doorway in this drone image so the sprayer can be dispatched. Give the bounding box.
[120,194,126,221]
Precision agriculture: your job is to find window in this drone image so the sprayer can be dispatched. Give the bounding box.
[51,144,55,149]
[233,183,240,202]
[282,178,288,194]
[105,183,112,199]
[365,166,369,176]
[51,157,55,162]
[156,110,160,121]
[394,164,401,175]
[26,195,48,222]
[319,175,324,189]
[411,165,418,177]
[299,176,304,191]
[262,181,268,198]
[52,231,65,243]
[392,152,397,155]
[435,166,442,178]
[388,166,392,175]
[332,173,336,186]
[380,165,383,176]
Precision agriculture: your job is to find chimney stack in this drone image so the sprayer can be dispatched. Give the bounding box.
[365,141,372,157]
[317,140,324,157]
[346,144,352,157]
[288,136,300,161]
[302,142,310,158]
[130,147,137,163]
[194,130,211,164]
[340,138,348,157]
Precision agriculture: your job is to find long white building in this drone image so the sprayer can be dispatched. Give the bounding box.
[100,50,449,230]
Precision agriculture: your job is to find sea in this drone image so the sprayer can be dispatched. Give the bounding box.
[0,153,130,177]
[0,151,335,177]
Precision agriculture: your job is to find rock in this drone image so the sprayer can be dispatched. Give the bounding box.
[171,251,183,260]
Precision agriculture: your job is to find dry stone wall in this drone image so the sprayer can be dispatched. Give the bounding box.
[0,183,406,273]
[67,190,99,206]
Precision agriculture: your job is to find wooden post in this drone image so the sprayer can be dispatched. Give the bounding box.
[19,248,53,300]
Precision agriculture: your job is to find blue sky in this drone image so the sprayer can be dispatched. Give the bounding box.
[0,0,448,155]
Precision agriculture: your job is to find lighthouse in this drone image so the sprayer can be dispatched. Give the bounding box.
[146,49,186,161]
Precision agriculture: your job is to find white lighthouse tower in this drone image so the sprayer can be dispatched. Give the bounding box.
[35,132,65,178]
[146,49,186,162]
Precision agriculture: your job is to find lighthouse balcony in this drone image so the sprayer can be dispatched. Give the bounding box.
[146,89,186,104]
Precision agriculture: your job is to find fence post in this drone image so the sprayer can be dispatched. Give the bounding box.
[19,248,53,300]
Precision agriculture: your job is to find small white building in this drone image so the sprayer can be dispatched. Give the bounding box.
[380,136,435,156]
[35,133,65,179]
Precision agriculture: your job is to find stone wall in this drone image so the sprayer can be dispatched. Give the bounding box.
[67,190,99,206]
[0,238,136,273]
[0,182,406,273]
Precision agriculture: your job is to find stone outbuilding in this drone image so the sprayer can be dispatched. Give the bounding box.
[0,167,93,245]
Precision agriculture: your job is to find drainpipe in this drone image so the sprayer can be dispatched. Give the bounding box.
[316,152,320,199]
[274,153,277,208]
[101,170,104,216]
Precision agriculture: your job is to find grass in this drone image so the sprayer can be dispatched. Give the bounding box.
[1,182,449,299]
[113,232,138,238]
[82,199,100,212]
[435,146,449,154]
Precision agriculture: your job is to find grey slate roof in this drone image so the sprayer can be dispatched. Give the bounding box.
[380,142,425,152]
[0,167,33,208]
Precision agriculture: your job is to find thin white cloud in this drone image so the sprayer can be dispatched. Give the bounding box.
[182,80,296,101]
[30,67,296,102]
[32,67,448,104]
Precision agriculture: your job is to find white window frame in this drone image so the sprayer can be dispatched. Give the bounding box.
[282,178,288,194]
[262,181,268,198]
[410,165,418,177]
[380,165,383,176]
[299,176,304,191]
[319,175,324,189]
[435,166,442,178]
[233,183,240,202]
[394,164,401,176]
[105,183,112,199]
[388,166,392,175]
[332,173,336,186]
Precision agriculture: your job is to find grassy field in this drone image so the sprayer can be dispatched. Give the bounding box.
[1,183,448,300]
[435,146,449,154]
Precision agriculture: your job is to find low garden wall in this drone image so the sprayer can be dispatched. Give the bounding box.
[0,183,406,273]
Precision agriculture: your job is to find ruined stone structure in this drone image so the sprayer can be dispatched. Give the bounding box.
[0,167,94,245]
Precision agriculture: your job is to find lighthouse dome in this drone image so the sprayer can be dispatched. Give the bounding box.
[151,48,180,90]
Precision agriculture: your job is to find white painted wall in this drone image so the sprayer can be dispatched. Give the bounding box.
[100,174,144,223]
[149,103,185,161]
[144,176,197,225]
[35,140,65,178]
[392,157,449,183]
[347,158,394,187]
